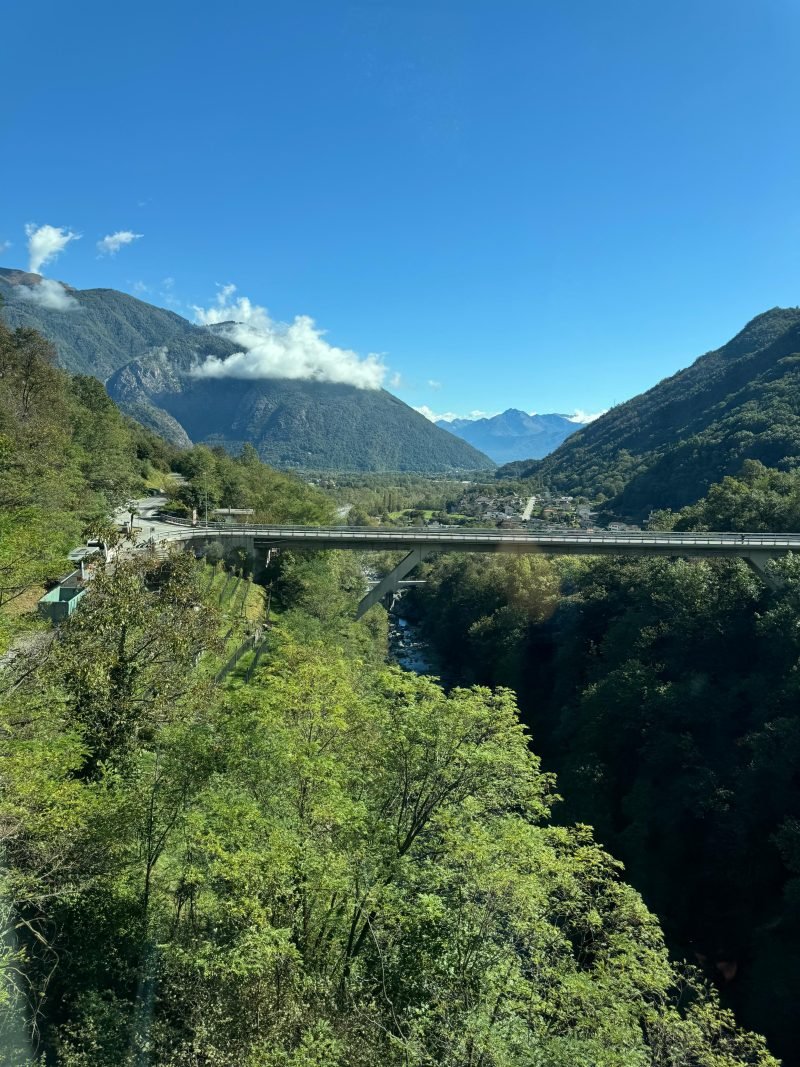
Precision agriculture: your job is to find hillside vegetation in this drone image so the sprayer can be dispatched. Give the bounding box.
[0,324,777,1064]
[0,318,177,643]
[0,268,240,383]
[170,443,334,525]
[0,319,334,650]
[111,367,494,472]
[505,307,800,517]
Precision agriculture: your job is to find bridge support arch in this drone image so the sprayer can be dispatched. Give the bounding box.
[356,547,430,619]
[744,551,784,592]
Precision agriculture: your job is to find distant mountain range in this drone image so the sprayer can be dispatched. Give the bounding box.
[0,268,494,473]
[436,409,580,463]
[501,306,800,517]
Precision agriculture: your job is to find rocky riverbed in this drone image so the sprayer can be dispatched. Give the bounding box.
[387,597,438,676]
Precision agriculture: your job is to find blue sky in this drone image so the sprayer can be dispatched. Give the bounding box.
[2,0,799,420]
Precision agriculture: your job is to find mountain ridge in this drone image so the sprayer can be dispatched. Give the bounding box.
[508,306,800,516]
[0,267,494,473]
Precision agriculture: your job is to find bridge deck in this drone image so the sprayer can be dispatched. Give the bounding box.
[160,521,800,556]
[114,520,800,615]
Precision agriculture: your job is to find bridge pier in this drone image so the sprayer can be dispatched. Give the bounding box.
[356,547,430,619]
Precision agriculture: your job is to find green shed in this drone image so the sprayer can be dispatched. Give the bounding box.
[38,584,87,623]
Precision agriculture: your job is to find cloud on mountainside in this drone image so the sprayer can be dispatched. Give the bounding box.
[26,223,80,273]
[567,409,606,423]
[190,285,386,389]
[15,278,80,312]
[97,230,142,256]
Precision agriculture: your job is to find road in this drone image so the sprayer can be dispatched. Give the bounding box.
[521,496,536,521]
[70,496,183,564]
[115,495,179,543]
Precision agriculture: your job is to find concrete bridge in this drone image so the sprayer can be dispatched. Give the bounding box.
[150,521,798,617]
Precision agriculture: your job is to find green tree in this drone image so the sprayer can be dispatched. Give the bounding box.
[45,554,223,774]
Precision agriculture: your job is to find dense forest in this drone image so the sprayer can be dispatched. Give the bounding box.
[1,323,780,1063]
[168,445,335,526]
[408,460,800,1062]
[501,307,800,518]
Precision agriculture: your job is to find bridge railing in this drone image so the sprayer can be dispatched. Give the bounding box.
[157,521,800,549]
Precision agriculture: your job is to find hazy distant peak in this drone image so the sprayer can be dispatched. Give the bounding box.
[437,408,580,463]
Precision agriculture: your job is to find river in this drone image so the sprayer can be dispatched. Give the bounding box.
[387,594,437,676]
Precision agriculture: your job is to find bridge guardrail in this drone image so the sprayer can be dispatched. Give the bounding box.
[156,521,800,550]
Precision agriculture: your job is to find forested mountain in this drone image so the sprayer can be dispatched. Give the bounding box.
[504,307,800,516]
[1,322,778,1065]
[108,351,494,471]
[438,408,579,463]
[0,267,236,382]
[0,267,494,473]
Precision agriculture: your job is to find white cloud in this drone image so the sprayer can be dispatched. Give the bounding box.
[414,406,498,423]
[97,230,142,256]
[427,379,442,390]
[15,278,80,312]
[389,371,403,389]
[415,406,458,422]
[25,223,80,273]
[160,276,182,308]
[130,280,152,296]
[0,239,11,256]
[568,408,606,424]
[191,284,387,390]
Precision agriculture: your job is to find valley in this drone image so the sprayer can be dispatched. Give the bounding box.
[3,309,799,1064]
[5,6,799,1063]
